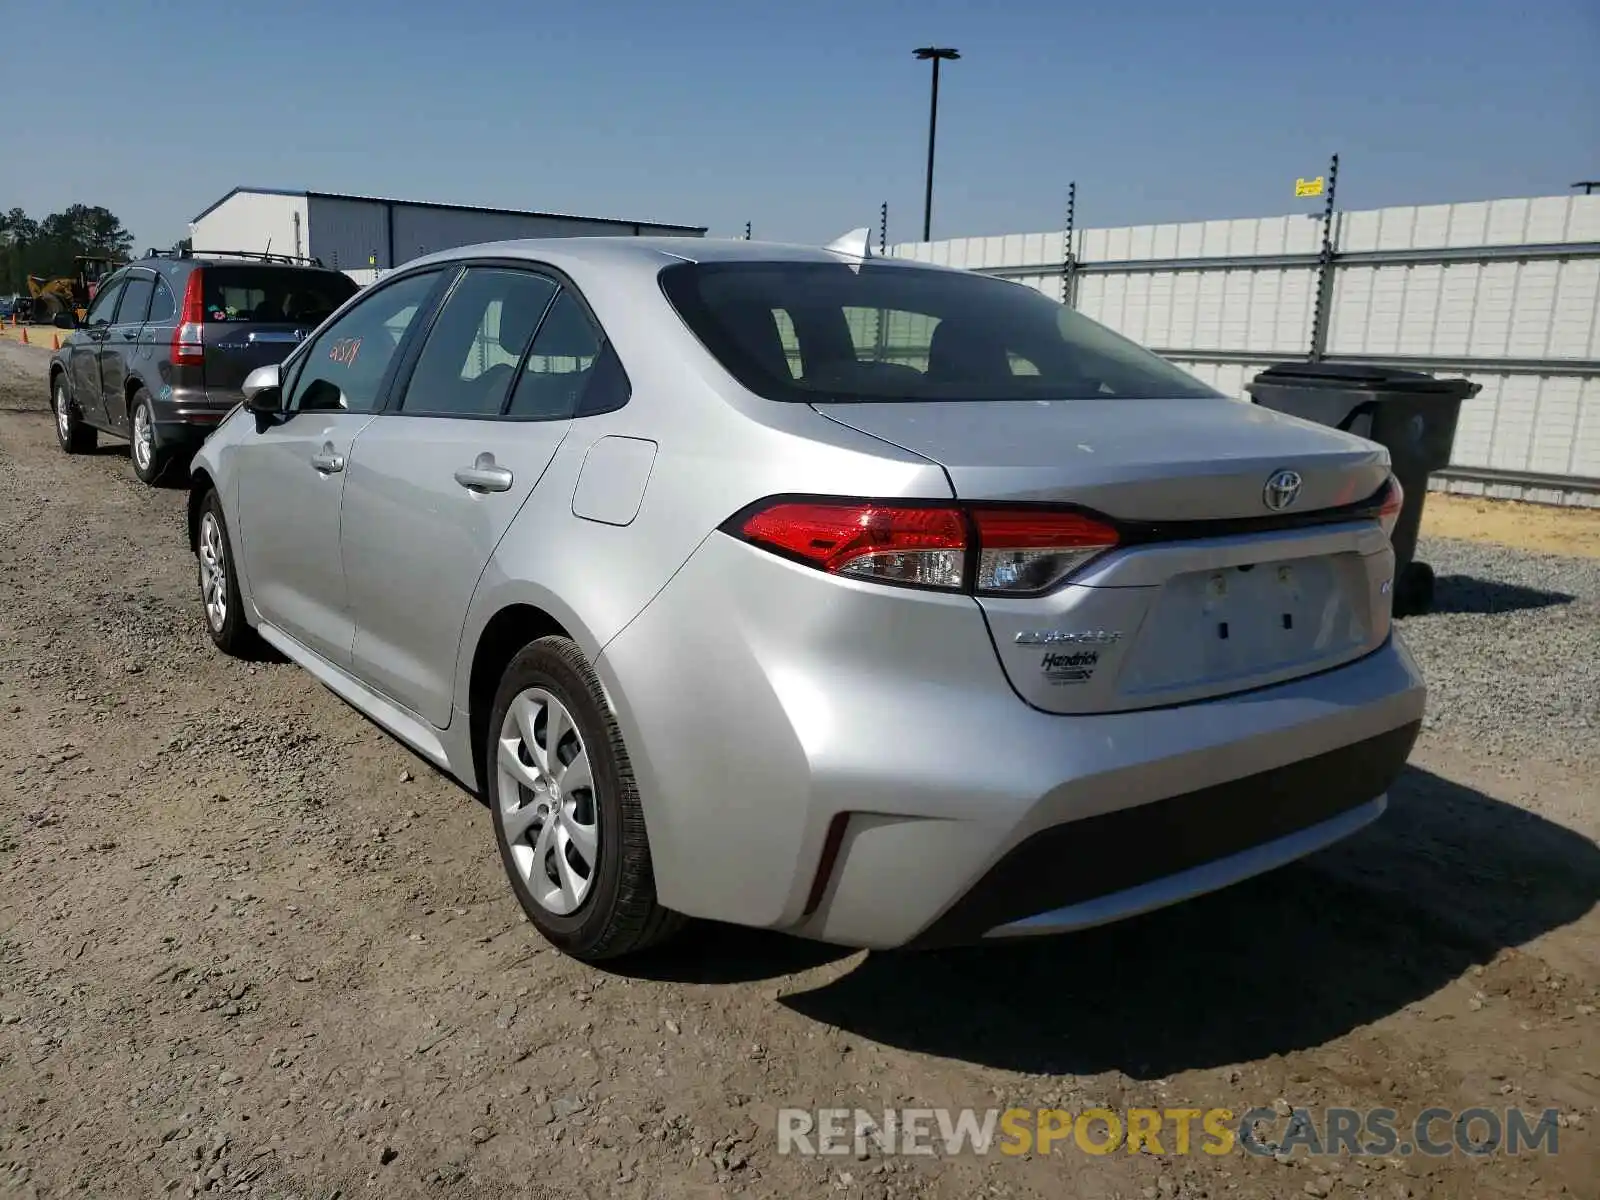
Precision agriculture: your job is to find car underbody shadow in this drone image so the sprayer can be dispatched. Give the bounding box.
[726,764,1600,1078]
[602,918,854,983]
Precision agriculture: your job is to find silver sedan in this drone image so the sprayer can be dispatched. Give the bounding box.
[186,235,1425,960]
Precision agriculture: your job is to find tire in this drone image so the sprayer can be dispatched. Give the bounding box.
[487,636,683,961]
[196,490,257,656]
[1393,561,1436,618]
[52,375,96,454]
[128,388,173,485]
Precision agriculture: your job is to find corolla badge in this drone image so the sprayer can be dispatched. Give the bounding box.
[1014,630,1122,646]
[1262,468,1303,512]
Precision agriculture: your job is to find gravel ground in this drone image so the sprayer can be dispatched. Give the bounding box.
[1398,538,1600,769]
[0,339,1596,1200]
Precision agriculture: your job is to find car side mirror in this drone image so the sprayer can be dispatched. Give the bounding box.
[242,364,284,414]
[53,313,78,330]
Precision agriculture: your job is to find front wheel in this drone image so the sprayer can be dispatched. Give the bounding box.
[196,491,257,656]
[487,636,683,961]
[53,376,96,454]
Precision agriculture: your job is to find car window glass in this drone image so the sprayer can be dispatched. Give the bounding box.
[203,267,358,325]
[115,274,155,325]
[287,271,439,414]
[146,278,177,323]
[771,308,804,379]
[659,262,1222,402]
[84,278,125,327]
[505,290,609,421]
[398,269,557,417]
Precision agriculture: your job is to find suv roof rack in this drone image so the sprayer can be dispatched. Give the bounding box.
[142,247,327,268]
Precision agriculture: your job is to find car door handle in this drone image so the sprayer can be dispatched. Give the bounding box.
[310,448,345,474]
[454,453,513,493]
[120,330,137,340]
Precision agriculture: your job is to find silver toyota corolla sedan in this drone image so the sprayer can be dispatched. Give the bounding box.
[186,235,1425,961]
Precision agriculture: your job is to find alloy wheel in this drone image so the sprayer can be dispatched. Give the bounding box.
[496,688,599,916]
[132,404,153,472]
[198,512,227,632]
[55,383,70,442]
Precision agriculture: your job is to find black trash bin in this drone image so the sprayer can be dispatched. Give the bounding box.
[1245,361,1479,617]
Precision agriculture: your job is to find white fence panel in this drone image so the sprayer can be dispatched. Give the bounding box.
[892,193,1600,503]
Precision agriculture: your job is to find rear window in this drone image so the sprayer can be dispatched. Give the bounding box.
[201,266,358,326]
[658,261,1221,403]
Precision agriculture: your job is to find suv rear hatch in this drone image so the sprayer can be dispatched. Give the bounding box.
[814,396,1398,714]
[197,265,357,400]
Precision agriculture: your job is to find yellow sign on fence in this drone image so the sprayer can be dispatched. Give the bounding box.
[1295,176,1325,198]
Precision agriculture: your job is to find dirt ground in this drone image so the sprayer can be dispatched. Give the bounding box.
[1,338,1596,1200]
[1423,493,1600,560]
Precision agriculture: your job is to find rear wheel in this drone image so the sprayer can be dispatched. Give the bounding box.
[53,375,96,454]
[129,389,173,485]
[487,636,682,961]
[1393,561,1435,618]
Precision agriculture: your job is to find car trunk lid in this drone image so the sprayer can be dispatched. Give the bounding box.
[813,396,1388,518]
[812,396,1397,713]
[203,323,316,397]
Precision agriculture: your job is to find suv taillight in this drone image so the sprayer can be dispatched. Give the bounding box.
[1377,475,1404,541]
[727,499,1120,596]
[171,269,206,367]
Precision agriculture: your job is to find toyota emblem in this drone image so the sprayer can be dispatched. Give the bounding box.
[1263,469,1303,511]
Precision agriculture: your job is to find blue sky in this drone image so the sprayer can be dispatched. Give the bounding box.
[5,0,1596,252]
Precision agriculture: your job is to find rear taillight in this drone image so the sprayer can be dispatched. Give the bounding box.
[738,501,968,590]
[969,508,1120,595]
[171,270,205,366]
[729,499,1120,595]
[1377,475,1404,541]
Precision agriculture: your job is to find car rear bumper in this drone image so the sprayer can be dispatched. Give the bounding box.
[150,386,239,448]
[902,722,1414,948]
[597,533,1427,950]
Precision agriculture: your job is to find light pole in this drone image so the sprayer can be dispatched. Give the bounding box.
[914,46,959,241]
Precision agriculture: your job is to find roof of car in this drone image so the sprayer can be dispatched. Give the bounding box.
[399,236,947,274]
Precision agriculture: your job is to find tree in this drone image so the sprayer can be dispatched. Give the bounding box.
[0,207,41,294]
[0,203,133,293]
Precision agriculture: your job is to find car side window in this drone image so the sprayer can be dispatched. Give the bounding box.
[84,276,125,328]
[146,277,177,324]
[286,271,439,414]
[397,268,557,417]
[506,288,630,420]
[114,273,155,326]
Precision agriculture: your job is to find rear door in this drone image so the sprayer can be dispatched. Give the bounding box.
[68,273,126,426]
[201,264,359,404]
[99,268,155,431]
[341,267,614,727]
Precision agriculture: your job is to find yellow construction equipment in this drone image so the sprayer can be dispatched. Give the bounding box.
[24,255,122,324]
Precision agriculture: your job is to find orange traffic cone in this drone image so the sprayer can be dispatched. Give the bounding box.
[52,333,60,350]
[19,326,27,346]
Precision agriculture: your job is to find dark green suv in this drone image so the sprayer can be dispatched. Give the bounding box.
[47,249,359,484]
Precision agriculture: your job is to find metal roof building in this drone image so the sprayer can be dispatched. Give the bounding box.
[189,187,707,284]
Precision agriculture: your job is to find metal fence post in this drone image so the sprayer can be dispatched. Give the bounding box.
[874,203,891,361]
[1061,181,1077,307]
[1308,153,1340,361]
